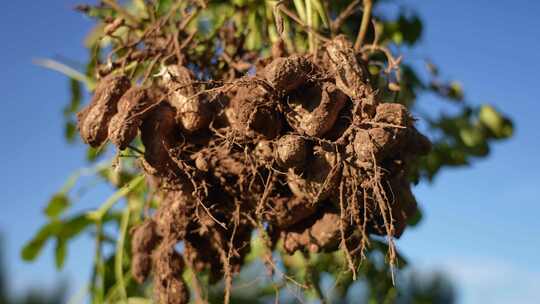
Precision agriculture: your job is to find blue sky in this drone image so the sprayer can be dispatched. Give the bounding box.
[0,1,539,303]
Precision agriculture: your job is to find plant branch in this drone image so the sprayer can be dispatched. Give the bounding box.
[311,0,329,29]
[332,0,361,32]
[86,175,144,221]
[279,5,329,43]
[115,207,131,302]
[93,222,105,304]
[293,0,307,21]
[102,0,139,26]
[306,0,315,53]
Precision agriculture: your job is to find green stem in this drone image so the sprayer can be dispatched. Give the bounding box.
[102,0,139,26]
[94,222,105,304]
[283,13,296,53]
[87,175,144,221]
[354,0,373,50]
[310,0,329,28]
[306,0,315,53]
[293,0,307,21]
[266,1,280,43]
[115,206,131,302]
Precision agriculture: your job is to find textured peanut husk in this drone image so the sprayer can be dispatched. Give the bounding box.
[254,140,274,164]
[325,36,369,100]
[154,190,194,240]
[282,211,342,254]
[287,145,341,202]
[266,196,318,228]
[153,242,189,304]
[275,134,308,169]
[109,87,157,150]
[325,36,377,117]
[374,103,411,127]
[140,103,179,175]
[131,219,161,254]
[287,82,348,137]
[77,74,130,147]
[352,128,396,163]
[164,65,212,132]
[131,253,152,284]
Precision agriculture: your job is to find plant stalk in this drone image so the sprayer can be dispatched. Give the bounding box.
[354,0,373,51]
[115,206,131,302]
[306,0,315,53]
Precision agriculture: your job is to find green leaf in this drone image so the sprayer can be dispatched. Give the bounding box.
[448,81,464,101]
[127,298,152,304]
[80,5,115,20]
[429,81,464,102]
[407,208,423,227]
[59,215,93,239]
[479,104,514,138]
[232,0,249,6]
[87,175,145,221]
[55,238,67,269]
[87,145,107,162]
[44,193,70,219]
[246,12,263,50]
[21,240,46,262]
[64,121,77,143]
[245,235,264,263]
[63,79,82,117]
[156,0,173,16]
[399,14,422,45]
[115,208,131,301]
[21,221,61,261]
[459,126,484,148]
[22,213,93,264]
[34,58,95,90]
[392,31,403,45]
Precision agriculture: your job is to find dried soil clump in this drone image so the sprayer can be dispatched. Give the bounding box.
[263,55,317,93]
[227,83,282,139]
[77,34,431,304]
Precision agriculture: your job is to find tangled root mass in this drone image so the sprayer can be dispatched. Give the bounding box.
[78,36,431,303]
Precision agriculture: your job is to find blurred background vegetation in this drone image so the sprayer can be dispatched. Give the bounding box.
[0,235,66,304]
